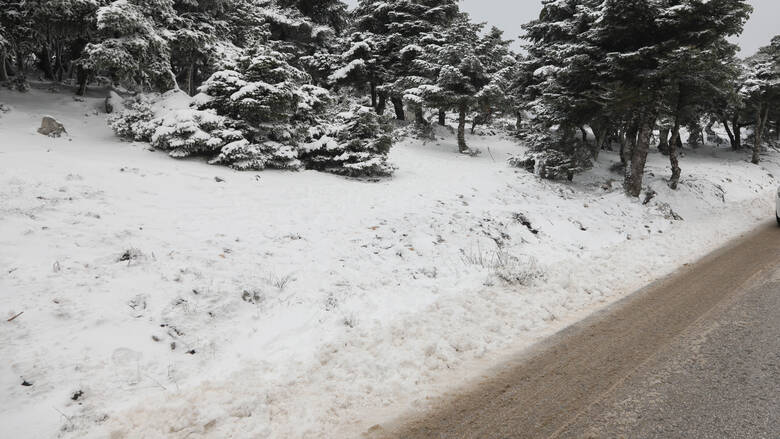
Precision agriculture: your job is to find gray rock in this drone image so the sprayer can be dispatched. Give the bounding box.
[37,116,66,137]
[105,91,124,114]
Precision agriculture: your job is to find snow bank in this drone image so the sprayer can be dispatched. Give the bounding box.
[1,88,778,438]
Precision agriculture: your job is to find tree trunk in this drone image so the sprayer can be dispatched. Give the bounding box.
[591,126,606,160]
[376,93,387,115]
[619,129,628,166]
[624,116,640,164]
[668,122,682,189]
[54,42,65,82]
[751,107,761,164]
[732,114,742,150]
[658,126,670,154]
[687,122,702,148]
[457,105,468,154]
[721,117,736,149]
[515,111,522,132]
[14,50,28,90]
[369,82,377,109]
[470,115,480,134]
[167,69,180,91]
[704,118,716,143]
[15,51,25,78]
[38,46,54,80]
[76,65,88,96]
[391,96,405,121]
[0,49,7,82]
[580,126,588,146]
[438,109,446,126]
[752,104,768,165]
[187,63,195,96]
[625,115,656,198]
[414,106,425,125]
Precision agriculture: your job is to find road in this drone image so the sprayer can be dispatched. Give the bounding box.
[368,222,780,439]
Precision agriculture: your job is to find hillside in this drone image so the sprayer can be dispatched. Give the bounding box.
[1,86,778,438]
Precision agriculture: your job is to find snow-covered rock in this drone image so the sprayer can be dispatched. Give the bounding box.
[37,115,66,137]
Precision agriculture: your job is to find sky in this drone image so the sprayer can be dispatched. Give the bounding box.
[343,0,777,56]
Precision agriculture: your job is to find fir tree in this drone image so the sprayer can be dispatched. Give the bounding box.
[82,0,179,92]
[743,36,780,164]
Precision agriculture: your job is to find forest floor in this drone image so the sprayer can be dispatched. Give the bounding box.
[1,86,779,438]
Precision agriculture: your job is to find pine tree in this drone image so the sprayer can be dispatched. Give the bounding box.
[653,0,750,187]
[350,0,460,120]
[276,0,349,35]
[517,0,603,179]
[518,0,752,194]
[743,36,780,164]
[0,0,39,90]
[82,0,179,92]
[472,27,516,132]
[299,106,394,176]
[196,47,330,169]
[408,15,489,152]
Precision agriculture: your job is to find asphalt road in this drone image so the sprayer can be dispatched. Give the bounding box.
[368,222,780,439]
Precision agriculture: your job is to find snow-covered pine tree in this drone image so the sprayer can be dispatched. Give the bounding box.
[0,0,39,90]
[524,0,606,165]
[472,27,516,132]
[299,105,394,176]
[197,47,330,170]
[743,36,780,164]
[350,0,460,120]
[82,0,179,93]
[329,32,388,109]
[405,15,490,153]
[652,0,752,186]
[0,33,9,82]
[518,0,752,193]
[276,0,349,35]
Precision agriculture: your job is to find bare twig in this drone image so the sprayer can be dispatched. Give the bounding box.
[53,407,73,423]
[487,147,496,162]
[7,311,24,322]
[144,373,168,391]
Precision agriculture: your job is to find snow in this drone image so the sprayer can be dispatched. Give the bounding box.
[1,87,779,438]
[328,59,365,82]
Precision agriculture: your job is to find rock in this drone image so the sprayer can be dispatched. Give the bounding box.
[37,116,66,137]
[105,91,124,114]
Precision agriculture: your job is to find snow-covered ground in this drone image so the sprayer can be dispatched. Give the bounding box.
[1,87,778,438]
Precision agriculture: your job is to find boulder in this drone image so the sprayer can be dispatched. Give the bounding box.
[37,116,66,137]
[105,91,124,114]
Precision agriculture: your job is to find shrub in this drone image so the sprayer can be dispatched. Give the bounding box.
[209,139,302,170]
[510,128,591,181]
[108,48,394,177]
[299,107,394,177]
[108,95,155,141]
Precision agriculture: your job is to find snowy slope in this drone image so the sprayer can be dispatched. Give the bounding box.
[1,87,778,438]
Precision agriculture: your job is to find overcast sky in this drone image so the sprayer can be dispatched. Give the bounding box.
[343,0,777,56]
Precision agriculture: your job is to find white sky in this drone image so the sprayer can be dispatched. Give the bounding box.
[343,0,777,56]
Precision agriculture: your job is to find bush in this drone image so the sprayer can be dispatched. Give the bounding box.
[109,91,241,159]
[108,95,155,141]
[299,107,395,177]
[510,127,591,181]
[149,107,237,158]
[108,48,394,178]
[209,139,302,170]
